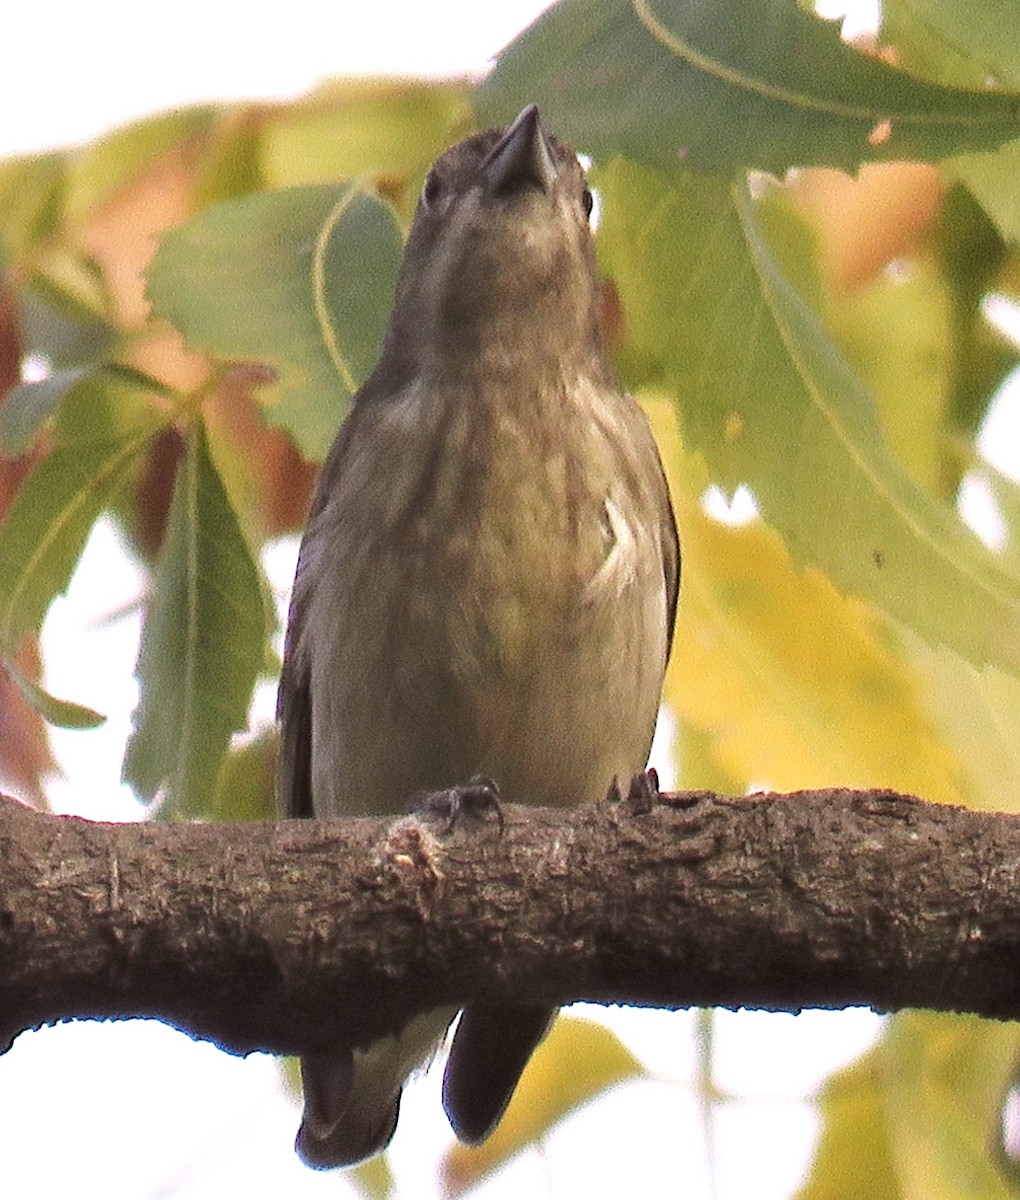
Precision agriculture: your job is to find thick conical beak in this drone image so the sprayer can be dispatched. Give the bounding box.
[482,104,558,196]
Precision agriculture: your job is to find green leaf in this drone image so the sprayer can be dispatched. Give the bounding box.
[30,247,111,322]
[476,0,1020,177]
[984,467,1020,573]
[801,1015,1020,1200]
[883,0,1020,242]
[0,152,66,263]
[934,186,1013,440]
[902,626,1020,814]
[209,727,278,821]
[823,255,952,497]
[146,182,404,459]
[951,143,1020,243]
[193,109,265,208]
[0,378,167,647]
[884,0,1020,88]
[123,420,267,816]
[3,656,105,729]
[1,362,179,456]
[597,160,1020,678]
[0,369,89,455]
[654,424,961,802]
[16,286,113,371]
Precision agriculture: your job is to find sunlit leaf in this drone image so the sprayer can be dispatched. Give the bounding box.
[951,145,1020,244]
[884,0,1020,87]
[190,108,264,209]
[0,153,66,263]
[442,1015,644,1193]
[901,628,1020,812]
[0,362,166,455]
[802,1014,1020,1199]
[146,182,403,459]
[0,638,60,805]
[883,0,1020,243]
[477,0,1020,177]
[880,1013,1020,1200]
[759,175,952,492]
[0,378,167,647]
[647,399,960,798]
[599,163,1020,680]
[209,727,278,821]
[797,1050,900,1200]
[64,108,216,229]
[350,1153,395,1200]
[261,79,470,191]
[823,256,951,496]
[983,466,1020,572]
[30,246,110,322]
[123,420,267,816]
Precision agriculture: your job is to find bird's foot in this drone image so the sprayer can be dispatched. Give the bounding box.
[414,775,505,835]
[606,768,660,814]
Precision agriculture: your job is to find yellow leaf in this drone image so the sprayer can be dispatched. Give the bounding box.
[880,1013,1020,1200]
[800,1015,1020,1200]
[441,1015,644,1194]
[824,255,951,497]
[796,1051,900,1200]
[903,631,1020,812]
[261,79,471,191]
[645,395,959,801]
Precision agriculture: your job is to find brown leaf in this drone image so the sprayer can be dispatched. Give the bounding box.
[0,280,21,395]
[131,425,186,561]
[205,372,317,537]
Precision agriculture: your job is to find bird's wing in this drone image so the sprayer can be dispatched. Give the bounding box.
[277,533,318,820]
[660,475,681,658]
[623,393,681,660]
[276,418,355,821]
[276,627,313,819]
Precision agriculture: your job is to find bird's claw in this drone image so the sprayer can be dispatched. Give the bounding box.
[414,775,505,835]
[605,768,661,814]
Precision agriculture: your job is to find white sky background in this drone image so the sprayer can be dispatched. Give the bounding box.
[7,0,994,1196]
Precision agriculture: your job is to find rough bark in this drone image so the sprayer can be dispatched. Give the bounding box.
[1,786,1019,1061]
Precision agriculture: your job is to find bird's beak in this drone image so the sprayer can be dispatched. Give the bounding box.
[482,104,558,196]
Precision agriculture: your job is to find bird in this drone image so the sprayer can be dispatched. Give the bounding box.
[277,103,679,1168]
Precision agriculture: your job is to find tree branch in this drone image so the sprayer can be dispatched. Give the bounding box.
[1,787,1019,1060]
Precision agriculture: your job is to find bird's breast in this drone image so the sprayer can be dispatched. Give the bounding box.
[305,374,669,812]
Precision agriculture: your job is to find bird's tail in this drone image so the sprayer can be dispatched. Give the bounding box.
[296,1006,457,1169]
[442,1003,556,1145]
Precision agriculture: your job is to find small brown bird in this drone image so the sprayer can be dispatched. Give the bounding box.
[277,104,679,1168]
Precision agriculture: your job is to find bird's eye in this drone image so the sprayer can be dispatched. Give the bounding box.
[581,187,594,221]
[422,172,443,208]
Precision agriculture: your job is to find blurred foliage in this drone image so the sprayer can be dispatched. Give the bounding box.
[441,1015,645,1193]
[800,1013,1020,1200]
[2,0,1020,1194]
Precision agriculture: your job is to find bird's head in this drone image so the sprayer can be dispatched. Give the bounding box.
[382,105,605,382]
